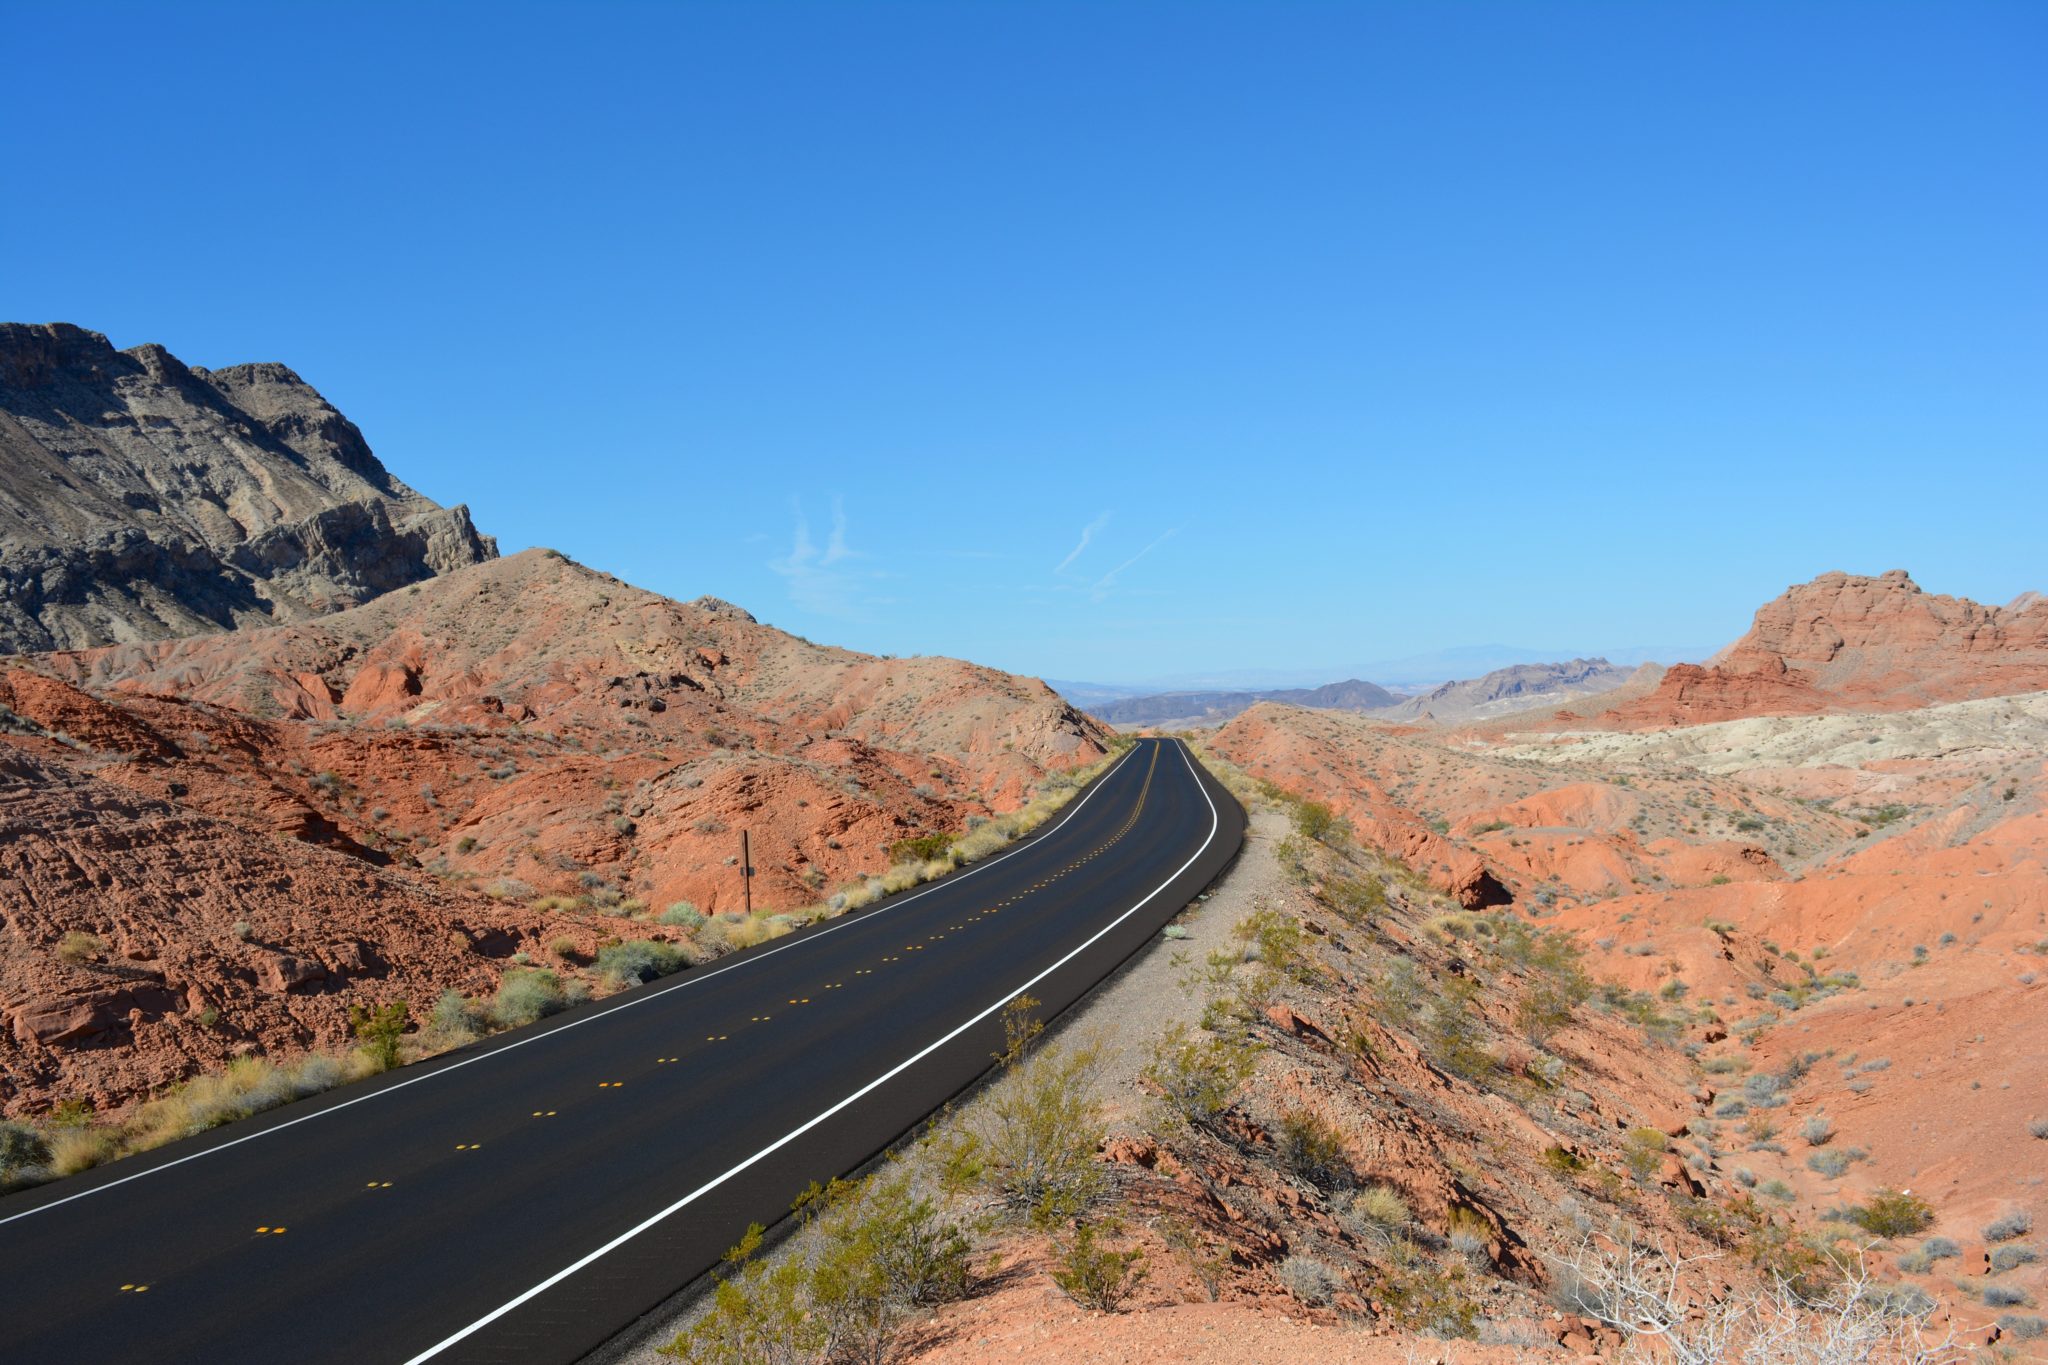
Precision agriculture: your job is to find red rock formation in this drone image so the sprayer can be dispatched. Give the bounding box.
[1611,570,2048,726]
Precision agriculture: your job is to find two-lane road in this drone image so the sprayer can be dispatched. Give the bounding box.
[0,738,1243,1363]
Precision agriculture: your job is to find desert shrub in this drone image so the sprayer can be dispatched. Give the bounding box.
[1918,1235,1959,1261]
[1290,799,1349,845]
[1051,1220,1147,1312]
[1378,1239,1479,1338]
[428,989,486,1044]
[595,939,688,988]
[1850,1189,1934,1238]
[489,969,571,1028]
[1999,1315,2046,1340]
[1984,1285,2029,1308]
[942,1035,1104,1227]
[1277,1253,1338,1304]
[548,935,579,962]
[1622,1127,1668,1182]
[670,1166,974,1365]
[1277,1107,1352,1187]
[2030,1118,2048,1140]
[1234,907,1311,981]
[1806,1149,1854,1179]
[1426,974,1494,1081]
[349,1000,411,1072]
[1985,1211,2034,1243]
[1142,1022,1258,1132]
[888,832,954,865]
[1322,875,1385,922]
[1543,1145,1589,1176]
[0,1120,51,1188]
[1347,1185,1412,1247]
[801,1173,973,1358]
[658,901,705,929]
[1447,1206,1493,1269]
[1801,1115,1835,1146]
[56,931,102,965]
[230,920,254,942]
[1991,1245,2039,1273]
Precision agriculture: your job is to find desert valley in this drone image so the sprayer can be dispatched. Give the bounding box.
[0,321,2042,1365]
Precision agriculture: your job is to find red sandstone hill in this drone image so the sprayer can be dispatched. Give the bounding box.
[0,550,1109,1116]
[1608,570,2048,728]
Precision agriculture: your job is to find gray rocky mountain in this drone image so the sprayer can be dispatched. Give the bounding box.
[1089,677,1398,727]
[1373,657,1636,724]
[0,323,495,654]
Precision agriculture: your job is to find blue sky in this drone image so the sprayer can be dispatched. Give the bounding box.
[8,2,2043,685]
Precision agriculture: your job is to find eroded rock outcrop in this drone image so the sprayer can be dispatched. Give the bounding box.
[1609,569,2048,726]
[0,323,496,654]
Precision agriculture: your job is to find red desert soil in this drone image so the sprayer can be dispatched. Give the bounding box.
[0,549,1108,1117]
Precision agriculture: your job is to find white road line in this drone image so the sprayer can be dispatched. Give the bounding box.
[402,742,1222,1364]
[0,741,1146,1230]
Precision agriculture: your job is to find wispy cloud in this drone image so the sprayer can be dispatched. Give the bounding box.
[770,497,873,618]
[1055,511,1112,574]
[1091,526,1179,601]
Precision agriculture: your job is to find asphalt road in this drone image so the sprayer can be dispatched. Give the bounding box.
[0,737,1243,1364]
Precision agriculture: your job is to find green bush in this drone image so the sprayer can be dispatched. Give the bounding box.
[1321,876,1385,922]
[1290,799,1349,845]
[349,1000,411,1072]
[941,1038,1104,1228]
[1278,1107,1352,1187]
[888,832,954,864]
[595,939,689,988]
[665,1172,972,1364]
[1142,1022,1258,1132]
[1852,1189,1935,1238]
[1051,1220,1147,1312]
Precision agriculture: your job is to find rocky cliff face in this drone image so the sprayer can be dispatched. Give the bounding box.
[0,323,496,655]
[1610,570,2048,726]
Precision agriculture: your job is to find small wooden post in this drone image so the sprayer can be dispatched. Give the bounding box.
[740,829,753,916]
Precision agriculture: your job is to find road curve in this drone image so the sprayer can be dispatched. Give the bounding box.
[0,738,1244,1363]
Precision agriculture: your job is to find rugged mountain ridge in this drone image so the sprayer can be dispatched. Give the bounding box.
[0,323,496,655]
[1090,677,1399,727]
[1372,657,1641,725]
[1608,569,2048,727]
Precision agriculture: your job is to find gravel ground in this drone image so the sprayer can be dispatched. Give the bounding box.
[593,800,1286,1363]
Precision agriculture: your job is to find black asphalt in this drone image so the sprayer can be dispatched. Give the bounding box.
[0,738,1244,1364]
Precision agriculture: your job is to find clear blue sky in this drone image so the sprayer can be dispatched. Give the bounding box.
[8,2,2043,685]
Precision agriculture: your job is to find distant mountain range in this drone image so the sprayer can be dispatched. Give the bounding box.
[1072,658,1654,729]
[1086,678,1399,727]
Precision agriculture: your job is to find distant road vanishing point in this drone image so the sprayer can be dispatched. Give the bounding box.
[0,737,1243,1364]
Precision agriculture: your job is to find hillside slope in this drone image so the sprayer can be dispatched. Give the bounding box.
[1,550,1109,1116]
[0,323,495,654]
